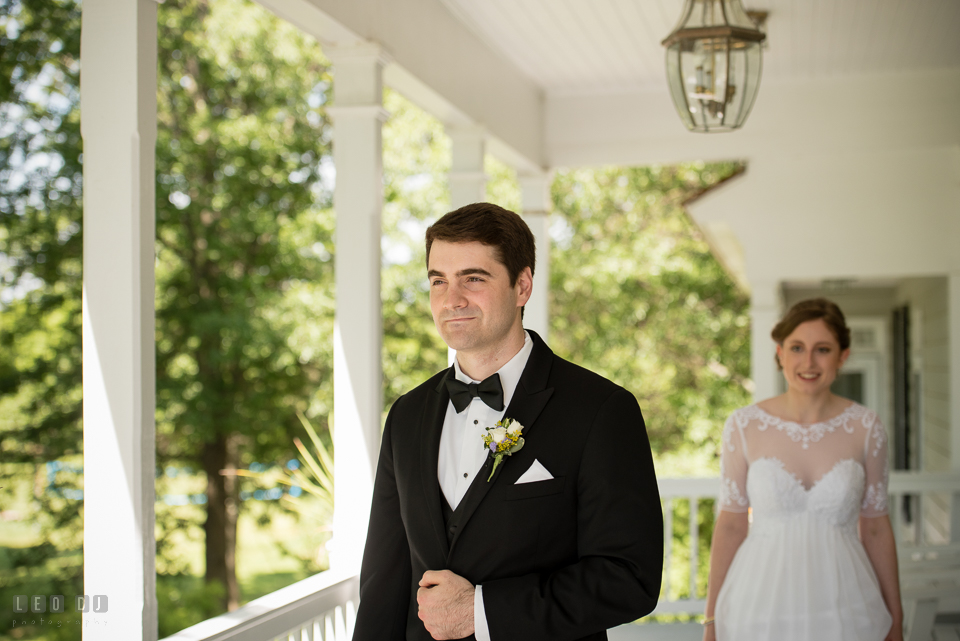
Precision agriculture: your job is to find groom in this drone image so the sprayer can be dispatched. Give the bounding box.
[353,203,662,640]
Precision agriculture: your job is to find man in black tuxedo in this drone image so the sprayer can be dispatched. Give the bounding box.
[353,203,662,640]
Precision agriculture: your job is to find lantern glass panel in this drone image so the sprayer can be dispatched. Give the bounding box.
[668,37,761,132]
[663,0,764,132]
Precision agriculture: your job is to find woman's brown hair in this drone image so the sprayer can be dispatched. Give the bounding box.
[772,298,851,369]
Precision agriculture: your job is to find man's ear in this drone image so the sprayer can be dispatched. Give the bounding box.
[515,266,533,307]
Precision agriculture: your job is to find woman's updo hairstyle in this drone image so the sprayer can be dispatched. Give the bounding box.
[771,298,851,369]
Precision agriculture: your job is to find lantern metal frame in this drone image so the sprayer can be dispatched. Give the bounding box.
[662,1,767,133]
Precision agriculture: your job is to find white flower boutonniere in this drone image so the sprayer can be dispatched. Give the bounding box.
[481,417,525,481]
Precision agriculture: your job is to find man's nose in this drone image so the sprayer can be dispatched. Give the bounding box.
[444,282,467,309]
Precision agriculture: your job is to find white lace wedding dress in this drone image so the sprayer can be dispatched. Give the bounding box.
[714,402,893,640]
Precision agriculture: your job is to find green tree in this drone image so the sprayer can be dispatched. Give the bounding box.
[154,0,333,611]
[0,0,84,636]
[0,0,82,477]
[549,164,752,473]
[381,88,450,409]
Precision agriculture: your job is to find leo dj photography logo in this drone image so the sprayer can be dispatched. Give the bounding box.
[13,594,108,614]
[11,594,110,631]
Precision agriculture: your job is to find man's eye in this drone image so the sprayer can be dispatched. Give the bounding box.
[467,276,484,282]
[818,347,832,353]
[431,280,445,287]
[791,345,802,352]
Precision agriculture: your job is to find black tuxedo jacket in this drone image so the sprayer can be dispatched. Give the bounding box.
[353,331,662,641]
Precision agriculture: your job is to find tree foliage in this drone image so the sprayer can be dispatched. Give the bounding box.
[550,165,751,473]
[381,88,450,409]
[0,0,84,636]
[154,0,333,610]
[0,0,82,466]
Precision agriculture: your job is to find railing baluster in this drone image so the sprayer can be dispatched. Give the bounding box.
[890,490,901,542]
[689,495,699,600]
[335,605,348,641]
[325,612,335,641]
[915,493,923,546]
[663,497,673,602]
[346,600,357,638]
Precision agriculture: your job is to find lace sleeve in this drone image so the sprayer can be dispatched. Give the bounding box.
[719,412,749,513]
[860,410,889,517]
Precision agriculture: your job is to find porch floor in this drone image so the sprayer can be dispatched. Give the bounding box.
[608,618,960,640]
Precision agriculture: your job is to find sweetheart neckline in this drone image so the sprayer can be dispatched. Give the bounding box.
[752,456,864,493]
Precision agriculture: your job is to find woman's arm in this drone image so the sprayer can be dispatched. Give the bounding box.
[703,510,749,641]
[860,514,903,641]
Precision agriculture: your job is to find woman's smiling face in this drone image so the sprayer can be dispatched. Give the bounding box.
[776,318,850,395]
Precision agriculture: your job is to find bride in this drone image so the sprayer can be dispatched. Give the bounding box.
[703,298,903,641]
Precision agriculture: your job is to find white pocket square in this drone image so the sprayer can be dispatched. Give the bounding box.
[515,459,554,484]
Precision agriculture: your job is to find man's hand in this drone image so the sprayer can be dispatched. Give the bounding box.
[417,570,475,640]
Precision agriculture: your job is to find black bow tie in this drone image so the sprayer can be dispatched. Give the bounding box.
[444,373,504,413]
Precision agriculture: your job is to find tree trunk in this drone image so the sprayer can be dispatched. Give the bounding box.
[203,433,240,611]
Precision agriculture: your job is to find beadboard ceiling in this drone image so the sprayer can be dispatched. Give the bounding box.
[439,0,960,94]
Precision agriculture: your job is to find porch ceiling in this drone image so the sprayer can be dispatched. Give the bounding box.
[270,0,960,170]
[441,0,960,94]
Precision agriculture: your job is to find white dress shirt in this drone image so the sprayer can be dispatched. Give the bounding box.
[436,330,533,641]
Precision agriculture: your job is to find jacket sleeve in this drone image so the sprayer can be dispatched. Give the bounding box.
[482,388,663,640]
[352,401,413,641]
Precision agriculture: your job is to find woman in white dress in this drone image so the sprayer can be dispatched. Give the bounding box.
[703,298,903,641]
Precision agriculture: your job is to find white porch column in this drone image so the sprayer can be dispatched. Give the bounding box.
[949,271,960,541]
[750,282,782,402]
[80,0,157,638]
[519,172,552,342]
[327,43,388,571]
[448,125,487,209]
[444,126,487,364]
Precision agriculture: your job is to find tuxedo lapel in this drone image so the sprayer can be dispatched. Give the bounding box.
[420,369,453,559]
[446,332,555,559]
[502,330,555,441]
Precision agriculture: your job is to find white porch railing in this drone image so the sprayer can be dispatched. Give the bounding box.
[161,568,359,641]
[162,472,960,641]
[654,476,718,616]
[654,471,960,616]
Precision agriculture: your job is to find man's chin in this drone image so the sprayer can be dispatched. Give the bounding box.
[438,331,479,354]
[441,338,475,353]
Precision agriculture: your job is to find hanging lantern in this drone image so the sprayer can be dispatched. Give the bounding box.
[662,0,766,133]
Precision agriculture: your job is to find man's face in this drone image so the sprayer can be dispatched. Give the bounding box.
[427,240,531,356]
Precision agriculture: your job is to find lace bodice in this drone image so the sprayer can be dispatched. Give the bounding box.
[719,403,889,518]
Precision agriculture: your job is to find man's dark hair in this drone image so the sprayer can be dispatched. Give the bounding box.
[425,202,536,285]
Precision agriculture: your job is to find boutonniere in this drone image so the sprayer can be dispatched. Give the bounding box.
[481,417,524,481]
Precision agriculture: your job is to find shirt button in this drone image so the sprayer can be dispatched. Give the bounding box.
[474,420,478,424]
[463,472,468,478]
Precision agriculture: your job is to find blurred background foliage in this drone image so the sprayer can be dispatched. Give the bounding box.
[550,164,751,475]
[1,0,749,637]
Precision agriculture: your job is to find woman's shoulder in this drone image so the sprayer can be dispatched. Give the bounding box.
[720,405,770,444]
[726,403,771,427]
[846,400,879,421]
[839,401,887,455]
